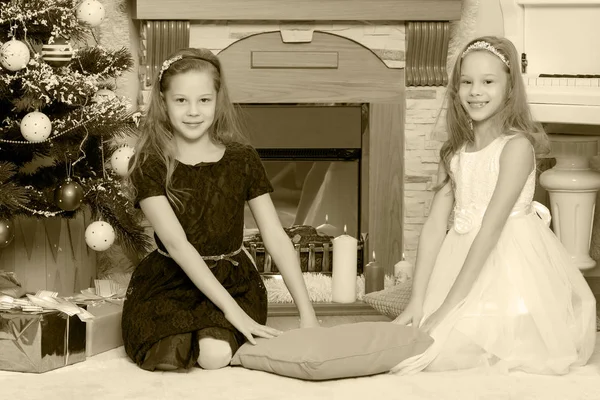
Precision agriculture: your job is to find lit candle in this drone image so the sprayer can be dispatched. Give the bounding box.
[331,225,358,303]
[394,253,413,283]
[364,251,384,294]
[316,214,339,237]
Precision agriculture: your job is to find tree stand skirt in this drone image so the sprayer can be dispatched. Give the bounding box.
[0,209,97,297]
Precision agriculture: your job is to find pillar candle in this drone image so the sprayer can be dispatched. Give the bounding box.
[316,214,339,237]
[331,225,358,303]
[394,253,413,283]
[364,251,384,294]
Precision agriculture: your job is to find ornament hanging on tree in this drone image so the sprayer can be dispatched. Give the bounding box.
[92,88,117,103]
[85,221,115,251]
[41,37,74,68]
[0,38,30,71]
[110,145,135,176]
[76,0,106,27]
[54,178,84,211]
[0,218,15,249]
[20,111,52,142]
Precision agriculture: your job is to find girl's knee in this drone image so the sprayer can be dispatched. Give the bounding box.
[198,337,233,370]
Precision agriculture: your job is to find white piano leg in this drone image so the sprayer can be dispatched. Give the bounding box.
[540,137,600,272]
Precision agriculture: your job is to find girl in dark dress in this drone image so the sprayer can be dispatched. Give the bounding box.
[122,48,319,371]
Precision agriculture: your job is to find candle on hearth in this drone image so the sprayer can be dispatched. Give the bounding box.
[364,251,384,294]
[331,225,358,303]
[316,214,339,237]
[394,253,413,283]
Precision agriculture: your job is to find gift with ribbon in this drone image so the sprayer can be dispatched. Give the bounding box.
[70,279,127,357]
[0,291,93,373]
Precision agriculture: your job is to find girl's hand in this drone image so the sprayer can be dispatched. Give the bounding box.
[224,307,283,345]
[299,313,321,329]
[419,307,446,334]
[392,300,424,336]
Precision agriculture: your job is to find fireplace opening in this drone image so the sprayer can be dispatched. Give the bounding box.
[240,103,368,274]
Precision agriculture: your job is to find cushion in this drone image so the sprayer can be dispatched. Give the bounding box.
[363,279,412,319]
[230,321,433,380]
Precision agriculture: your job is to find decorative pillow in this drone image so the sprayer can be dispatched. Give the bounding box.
[363,279,412,319]
[230,321,433,381]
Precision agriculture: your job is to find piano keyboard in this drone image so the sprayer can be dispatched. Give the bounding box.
[524,74,600,88]
[521,74,600,125]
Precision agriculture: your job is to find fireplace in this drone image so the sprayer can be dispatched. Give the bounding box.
[132,1,461,273]
[241,104,366,239]
[239,103,367,275]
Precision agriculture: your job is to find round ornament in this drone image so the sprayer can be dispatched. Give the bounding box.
[0,218,15,249]
[0,39,31,71]
[76,0,106,27]
[85,221,115,251]
[110,145,135,176]
[41,38,74,67]
[54,178,84,211]
[20,111,52,142]
[92,88,117,103]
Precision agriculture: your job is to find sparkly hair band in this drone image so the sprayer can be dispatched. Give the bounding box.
[461,41,510,69]
[158,54,220,81]
[158,55,183,81]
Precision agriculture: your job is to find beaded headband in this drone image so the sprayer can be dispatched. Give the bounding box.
[461,41,510,69]
[158,53,220,82]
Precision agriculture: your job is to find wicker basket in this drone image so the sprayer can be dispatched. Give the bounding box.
[244,225,364,275]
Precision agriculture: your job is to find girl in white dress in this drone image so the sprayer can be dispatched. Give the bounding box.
[392,36,596,375]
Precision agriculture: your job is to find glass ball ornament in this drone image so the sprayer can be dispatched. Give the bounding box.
[0,39,31,71]
[85,221,115,251]
[92,88,117,103]
[41,38,74,68]
[76,0,106,27]
[20,111,52,142]
[54,178,84,211]
[0,218,15,249]
[110,145,135,176]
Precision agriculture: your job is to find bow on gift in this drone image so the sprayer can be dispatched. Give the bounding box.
[26,291,95,322]
[71,279,127,305]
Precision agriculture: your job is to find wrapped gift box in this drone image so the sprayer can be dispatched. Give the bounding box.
[85,300,123,357]
[0,309,86,373]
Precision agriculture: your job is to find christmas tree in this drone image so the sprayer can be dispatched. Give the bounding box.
[0,0,151,261]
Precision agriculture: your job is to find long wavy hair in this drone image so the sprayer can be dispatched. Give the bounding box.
[437,36,549,191]
[126,48,247,211]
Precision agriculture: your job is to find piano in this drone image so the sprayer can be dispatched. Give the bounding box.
[500,0,600,125]
[500,0,600,273]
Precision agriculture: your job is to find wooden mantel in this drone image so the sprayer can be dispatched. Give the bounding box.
[131,0,462,21]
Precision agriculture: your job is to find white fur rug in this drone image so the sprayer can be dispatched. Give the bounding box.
[2,333,599,400]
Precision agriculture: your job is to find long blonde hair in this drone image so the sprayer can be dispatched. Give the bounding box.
[127,48,247,211]
[438,36,549,190]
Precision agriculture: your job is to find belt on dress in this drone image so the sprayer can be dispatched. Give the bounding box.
[509,201,551,227]
[453,201,551,234]
[156,245,244,267]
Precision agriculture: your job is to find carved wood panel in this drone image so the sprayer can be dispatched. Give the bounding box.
[406,21,451,86]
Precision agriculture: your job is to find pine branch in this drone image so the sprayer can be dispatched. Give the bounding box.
[0,162,29,217]
[85,178,153,260]
[0,0,88,44]
[71,47,134,77]
[0,161,17,183]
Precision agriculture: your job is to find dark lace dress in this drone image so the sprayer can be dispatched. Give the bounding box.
[121,142,273,370]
